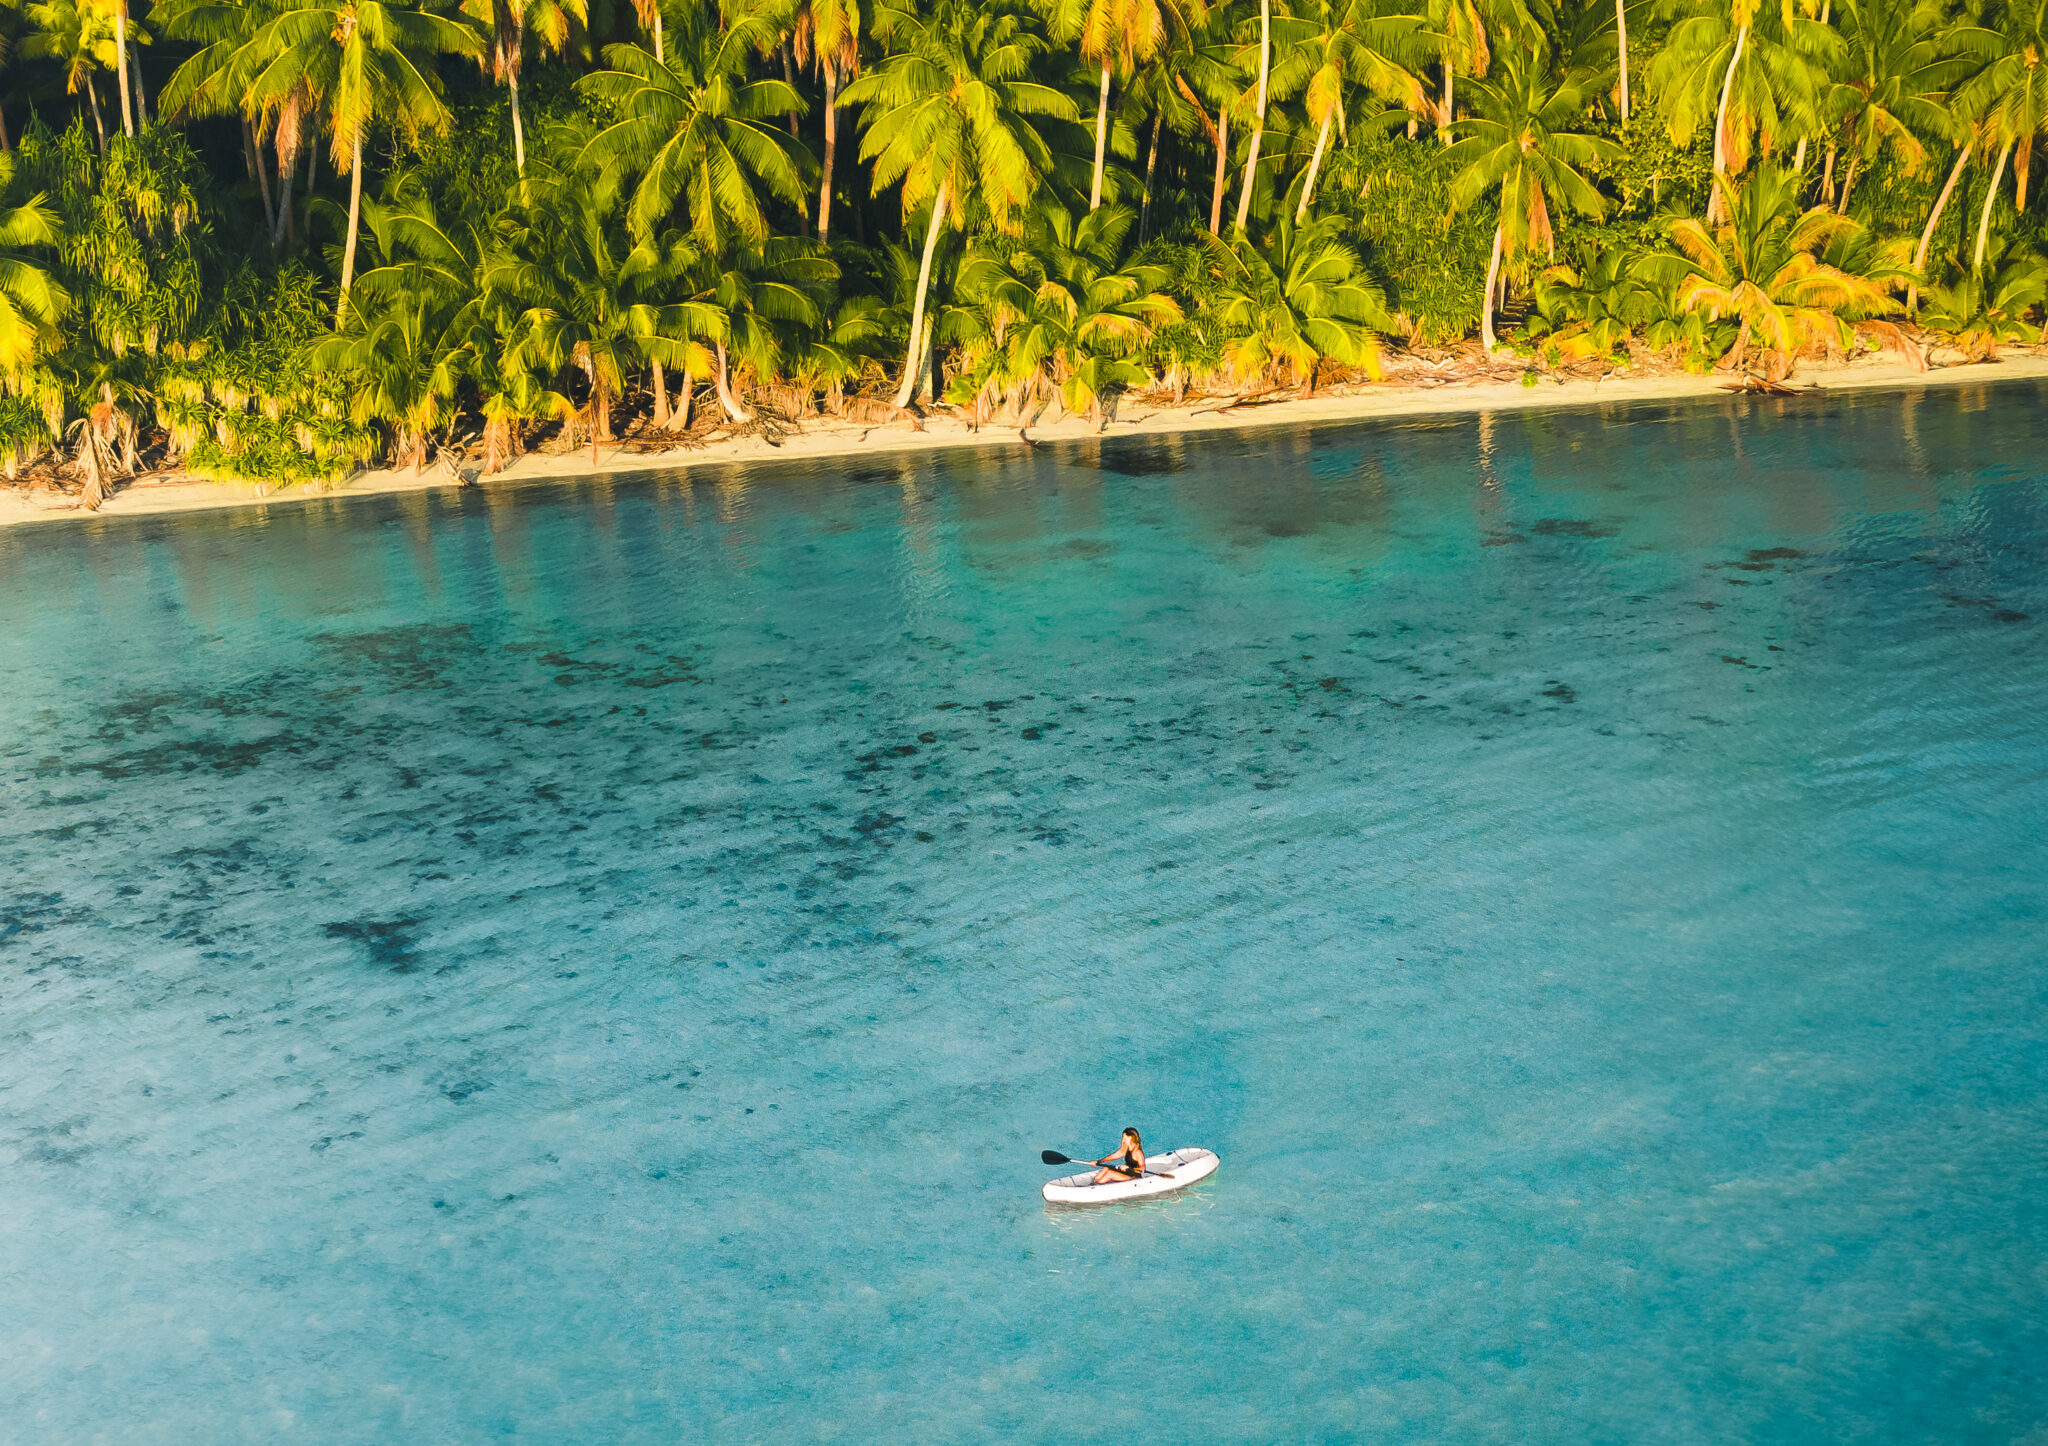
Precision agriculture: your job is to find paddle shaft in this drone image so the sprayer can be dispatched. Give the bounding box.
[1042,1149,1170,1179]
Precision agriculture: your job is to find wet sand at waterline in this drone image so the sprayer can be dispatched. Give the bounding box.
[6,351,2044,529]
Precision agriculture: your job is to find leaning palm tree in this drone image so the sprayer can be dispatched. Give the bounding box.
[1286,0,1429,221]
[1204,213,1393,392]
[0,152,70,388]
[1825,0,1968,218]
[1651,0,1837,216]
[576,4,809,248]
[1444,51,1619,350]
[1953,0,2048,268]
[841,0,1077,407]
[1641,162,1903,377]
[236,0,480,320]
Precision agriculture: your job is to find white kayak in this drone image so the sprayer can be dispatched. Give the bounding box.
[1042,1147,1220,1205]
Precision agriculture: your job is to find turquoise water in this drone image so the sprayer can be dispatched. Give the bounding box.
[3,382,2046,1443]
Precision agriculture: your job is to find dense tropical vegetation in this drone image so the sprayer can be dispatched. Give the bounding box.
[0,0,2044,495]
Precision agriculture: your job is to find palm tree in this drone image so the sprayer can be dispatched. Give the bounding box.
[842,0,1076,407]
[791,0,865,239]
[1070,0,1201,211]
[1205,212,1392,390]
[1917,239,2048,357]
[462,0,587,174]
[1826,0,1968,217]
[0,151,69,386]
[1527,244,1657,359]
[489,194,676,458]
[576,6,809,249]
[1286,0,1428,221]
[1954,0,2048,268]
[1651,0,1837,216]
[22,0,119,152]
[1422,0,1519,139]
[310,190,472,469]
[1642,162,1903,376]
[695,235,834,421]
[1444,52,1619,350]
[1231,0,1277,229]
[948,202,1180,423]
[157,0,301,243]
[234,0,480,320]
[1169,22,1245,231]
[1615,0,1630,118]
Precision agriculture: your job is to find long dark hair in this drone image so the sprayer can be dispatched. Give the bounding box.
[1121,1127,1142,1151]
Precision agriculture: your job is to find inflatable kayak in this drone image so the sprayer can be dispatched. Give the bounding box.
[1042,1147,1220,1205]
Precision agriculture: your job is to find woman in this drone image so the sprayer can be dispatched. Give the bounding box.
[1092,1127,1147,1184]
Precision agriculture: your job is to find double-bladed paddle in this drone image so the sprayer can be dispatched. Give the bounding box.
[1041,1149,1169,1178]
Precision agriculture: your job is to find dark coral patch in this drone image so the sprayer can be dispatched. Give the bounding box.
[324,918,427,973]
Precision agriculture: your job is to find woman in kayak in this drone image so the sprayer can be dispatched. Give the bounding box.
[1092,1128,1147,1183]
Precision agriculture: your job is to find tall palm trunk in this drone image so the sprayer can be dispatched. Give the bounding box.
[894,177,949,409]
[1708,22,1749,221]
[273,126,299,246]
[1209,106,1229,231]
[1440,61,1453,144]
[1908,140,1972,309]
[85,72,107,155]
[1296,109,1333,222]
[818,64,839,240]
[1973,138,2012,270]
[131,45,147,124]
[1233,0,1270,231]
[1,106,11,152]
[1836,153,1860,215]
[652,359,670,427]
[244,120,275,240]
[338,134,364,325]
[782,46,799,136]
[507,35,527,174]
[1090,62,1112,211]
[1480,222,1503,351]
[1616,0,1629,121]
[1140,110,1161,238]
[115,4,134,137]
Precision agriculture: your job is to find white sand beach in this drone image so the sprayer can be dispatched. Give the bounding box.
[6,351,2045,530]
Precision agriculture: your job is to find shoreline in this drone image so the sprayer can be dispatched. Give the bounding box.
[7,352,2046,530]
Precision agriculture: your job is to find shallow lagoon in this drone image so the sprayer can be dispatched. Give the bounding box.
[3,382,2046,1443]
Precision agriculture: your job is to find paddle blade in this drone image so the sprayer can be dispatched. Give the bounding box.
[1041,1150,1075,1166]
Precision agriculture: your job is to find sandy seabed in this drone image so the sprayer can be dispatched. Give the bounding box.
[6,352,2046,530]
